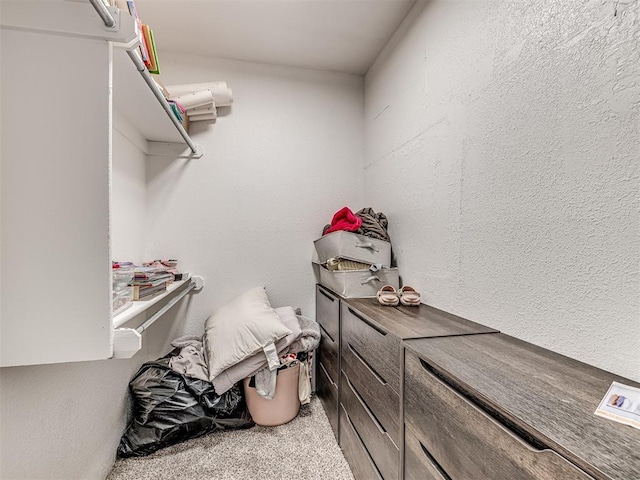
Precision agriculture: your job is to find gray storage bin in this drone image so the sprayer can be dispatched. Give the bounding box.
[312,262,399,298]
[314,231,391,267]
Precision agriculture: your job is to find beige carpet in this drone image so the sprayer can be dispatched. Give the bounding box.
[107,397,354,480]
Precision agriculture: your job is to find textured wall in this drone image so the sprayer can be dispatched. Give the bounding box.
[365,0,639,381]
[144,53,364,337]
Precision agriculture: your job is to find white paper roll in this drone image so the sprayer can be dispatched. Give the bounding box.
[187,112,216,121]
[167,82,233,106]
[187,102,216,114]
[170,90,213,110]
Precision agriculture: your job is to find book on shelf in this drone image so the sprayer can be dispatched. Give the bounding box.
[132,283,167,301]
[132,267,173,279]
[131,274,173,285]
[115,0,151,66]
[129,276,171,288]
[141,25,155,72]
[167,100,190,131]
[147,27,161,75]
[168,101,183,123]
[131,271,173,289]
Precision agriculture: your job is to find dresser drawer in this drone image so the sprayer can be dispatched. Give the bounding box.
[404,350,593,480]
[339,404,383,480]
[404,424,449,480]
[342,340,400,446]
[319,323,339,383]
[317,361,339,441]
[341,303,400,394]
[316,285,340,342]
[342,371,398,480]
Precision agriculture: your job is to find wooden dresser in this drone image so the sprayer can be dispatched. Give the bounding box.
[316,285,497,479]
[316,284,640,480]
[404,334,640,480]
[316,284,341,440]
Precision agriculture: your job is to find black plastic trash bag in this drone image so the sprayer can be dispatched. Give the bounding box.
[117,357,253,457]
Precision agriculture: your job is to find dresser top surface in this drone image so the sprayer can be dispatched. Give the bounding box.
[405,334,640,480]
[342,296,498,340]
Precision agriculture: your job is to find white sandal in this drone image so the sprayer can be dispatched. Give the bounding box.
[399,286,420,306]
[377,285,399,306]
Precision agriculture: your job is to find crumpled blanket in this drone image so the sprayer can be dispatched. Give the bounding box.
[288,315,320,354]
[354,207,390,242]
[252,314,320,400]
[168,335,209,382]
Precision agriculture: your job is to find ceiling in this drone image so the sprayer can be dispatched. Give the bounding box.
[134,0,417,75]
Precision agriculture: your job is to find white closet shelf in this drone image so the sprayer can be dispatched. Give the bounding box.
[113,279,189,328]
[112,48,202,156]
[113,49,180,143]
[112,276,204,359]
[1,1,203,157]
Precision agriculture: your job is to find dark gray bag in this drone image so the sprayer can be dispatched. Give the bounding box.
[117,357,253,457]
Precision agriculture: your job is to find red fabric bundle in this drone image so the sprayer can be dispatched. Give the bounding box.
[323,207,362,235]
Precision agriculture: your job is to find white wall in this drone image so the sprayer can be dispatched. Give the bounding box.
[144,53,365,335]
[364,0,640,381]
[111,115,148,265]
[0,301,194,480]
[0,55,364,480]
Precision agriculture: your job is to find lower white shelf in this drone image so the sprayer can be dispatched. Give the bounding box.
[112,279,190,328]
[112,276,204,359]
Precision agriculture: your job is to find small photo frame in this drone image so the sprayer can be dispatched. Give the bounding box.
[594,381,640,430]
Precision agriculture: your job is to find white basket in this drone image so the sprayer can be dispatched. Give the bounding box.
[314,231,391,266]
[312,262,399,298]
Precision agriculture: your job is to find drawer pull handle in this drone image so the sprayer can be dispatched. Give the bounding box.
[355,241,379,252]
[417,357,547,452]
[319,323,335,344]
[347,308,387,336]
[419,441,452,480]
[319,288,336,302]
[360,275,381,285]
[319,362,337,388]
[349,343,387,386]
[345,375,387,435]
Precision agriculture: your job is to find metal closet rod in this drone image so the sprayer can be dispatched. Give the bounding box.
[89,0,116,28]
[136,280,196,334]
[126,50,199,154]
[88,0,199,155]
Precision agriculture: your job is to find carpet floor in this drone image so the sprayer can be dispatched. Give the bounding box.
[107,397,354,480]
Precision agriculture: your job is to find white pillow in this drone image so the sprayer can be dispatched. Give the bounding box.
[211,306,303,394]
[204,287,291,380]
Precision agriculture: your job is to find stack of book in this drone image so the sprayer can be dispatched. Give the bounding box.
[114,0,161,74]
[129,267,174,301]
[166,99,189,132]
